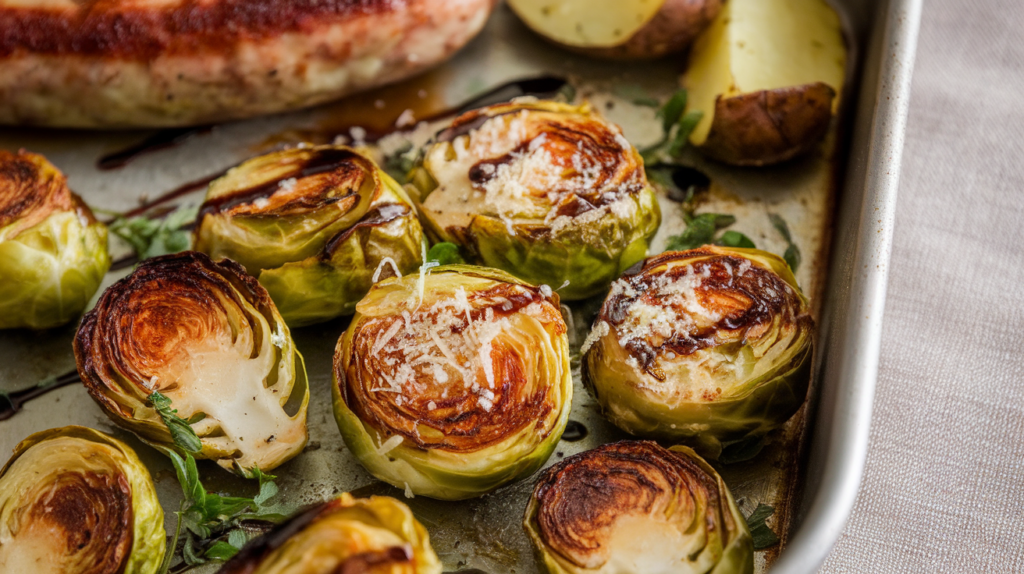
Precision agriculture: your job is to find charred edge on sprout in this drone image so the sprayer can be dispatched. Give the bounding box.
[74,251,276,418]
[0,0,402,58]
[198,147,372,221]
[0,149,74,233]
[599,249,811,379]
[531,440,724,567]
[323,203,411,258]
[337,282,565,453]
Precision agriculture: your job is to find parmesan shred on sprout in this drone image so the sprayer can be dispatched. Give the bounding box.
[377,434,404,456]
[453,109,639,238]
[412,240,434,309]
[372,257,402,283]
[367,279,552,415]
[609,262,754,364]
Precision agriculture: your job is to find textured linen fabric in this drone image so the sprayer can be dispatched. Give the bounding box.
[820,0,1024,571]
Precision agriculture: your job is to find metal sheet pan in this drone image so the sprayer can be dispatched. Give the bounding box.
[0,0,921,571]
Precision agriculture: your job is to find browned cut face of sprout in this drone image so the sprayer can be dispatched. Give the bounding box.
[74,251,309,475]
[332,265,573,500]
[582,246,814,459]
[408,101,661,300]
[0,426,165,574]
[524,440,753,574]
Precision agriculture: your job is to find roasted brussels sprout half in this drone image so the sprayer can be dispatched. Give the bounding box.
[333,265,573,500]
[218,493,441,574]
[74,251,310,474]
[581,246,813,458]
[524,440,752,574]
[194,145,424,326]
[408,101,661,300]
[0,150,110,330]
[0,426,165,574]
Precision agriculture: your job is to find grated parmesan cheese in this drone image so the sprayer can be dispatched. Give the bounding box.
[377,434,403,456]
[372,257,402,283]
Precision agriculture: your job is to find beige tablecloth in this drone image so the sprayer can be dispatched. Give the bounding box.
[820,0,1024,571]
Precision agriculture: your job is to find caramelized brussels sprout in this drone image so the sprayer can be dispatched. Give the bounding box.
[0,426,165,574]
[0,150,110,329]
[333,265,572,500]
[581,246,813,458]
[194,145,424,326]
[524,440,752,574]
[408,101,660,300]
[218,493,441,574]
[74,251,310,474]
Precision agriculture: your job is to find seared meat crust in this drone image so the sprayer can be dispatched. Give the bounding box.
[0,0,496,127]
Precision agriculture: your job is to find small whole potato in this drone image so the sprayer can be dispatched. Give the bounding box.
[684,0,847,166]
[509,0,722,60]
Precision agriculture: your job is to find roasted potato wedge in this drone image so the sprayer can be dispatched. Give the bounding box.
[684,0,846,165]
[508,0,721,60]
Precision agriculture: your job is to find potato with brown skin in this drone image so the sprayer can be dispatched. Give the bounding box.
[701,82,837,166]
[684,0,847,166]
[508,0,721,60]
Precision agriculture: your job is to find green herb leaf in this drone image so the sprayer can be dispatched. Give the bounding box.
[108,203,198,261]
[659,90,688,132]
[768,213,792,242]
[784,244,802,273]
[668,110,704,158]
[425,242,465,266]
[166,451,285,570]
[204,541,240,561]
[665,213,736,252]
[229,529,248,549]
[382,142,418,184]
[150,391,202,454]
[716,230,756,249]
[718,435,767,464]
[745,503,780,550]
[769,213,802,272]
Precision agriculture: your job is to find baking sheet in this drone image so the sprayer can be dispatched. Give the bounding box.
[0,5,850,572]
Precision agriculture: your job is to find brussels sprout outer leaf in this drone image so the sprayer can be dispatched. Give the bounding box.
[194,147,426,326]
[0,210,110,329]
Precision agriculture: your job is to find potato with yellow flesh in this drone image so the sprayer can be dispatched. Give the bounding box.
[684,0,847,166]
[508,0,721,60]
